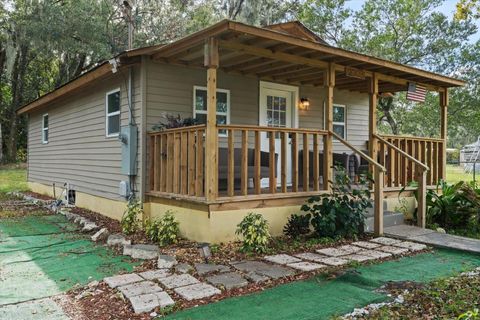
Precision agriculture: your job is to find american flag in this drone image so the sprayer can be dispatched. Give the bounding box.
[406,82,427,102]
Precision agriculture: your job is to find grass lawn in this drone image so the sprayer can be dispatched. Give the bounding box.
[0,163,28,193]
[445,164,476,184]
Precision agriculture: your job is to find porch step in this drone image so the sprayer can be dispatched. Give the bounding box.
[364,211,404,233]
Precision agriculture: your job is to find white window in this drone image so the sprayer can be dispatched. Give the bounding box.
[106,89,121,137]
[42,114,49,144]
[193,86,230,135]
[333,104,346,139]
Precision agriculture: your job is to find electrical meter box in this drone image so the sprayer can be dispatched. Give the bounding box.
[119,124,138,176]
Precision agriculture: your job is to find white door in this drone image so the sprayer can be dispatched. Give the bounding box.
[259,82,298,187]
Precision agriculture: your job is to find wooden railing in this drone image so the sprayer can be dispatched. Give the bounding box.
[377,134,444,187]
[331,131,387,235]
[216,124,329,198]
[148,125,206,198]
[375,134,429,228]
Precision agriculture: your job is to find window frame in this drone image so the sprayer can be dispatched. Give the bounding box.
[332,104,347,139]
[42,113,49,144]
[192,86,230,136]
[105,88,121,138]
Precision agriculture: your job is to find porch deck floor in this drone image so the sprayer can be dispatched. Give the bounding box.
[384,225,480,254]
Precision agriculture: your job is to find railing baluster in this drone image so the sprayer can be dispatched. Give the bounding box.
[281,131,287,193]
[152,135,159,191]
[255,131,261,194]
[180,132,188,195]
[303,133,309,192]
[292,132,298,192]
[173,133,180,193]
[160,134,167,192]
[241,130,248,196]
[195,129,204,197]
[269,131,276,193]
[227,129,235,197]
[188,130,196,196]
[313,133,319,191]
[432,141,438,185]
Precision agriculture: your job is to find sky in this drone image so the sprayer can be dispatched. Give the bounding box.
[345,0,480,43]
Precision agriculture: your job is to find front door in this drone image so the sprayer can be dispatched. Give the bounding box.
[259,82,297,187]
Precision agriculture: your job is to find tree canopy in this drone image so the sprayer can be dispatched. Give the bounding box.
[0,0,479,161]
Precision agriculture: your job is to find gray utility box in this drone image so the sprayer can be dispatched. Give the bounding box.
[119,124,138,176]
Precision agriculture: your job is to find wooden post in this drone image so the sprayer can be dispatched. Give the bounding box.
[323,63,335,191]
[416,169,427,228]
[369,73,379,174]
[440,89,448,181]
[374,166,384,236]
[204,38,219,201]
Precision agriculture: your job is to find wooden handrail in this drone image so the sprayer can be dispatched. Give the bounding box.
[374,134,429,172]
[379,134,443,143]
[329,131,386,172]
[148,124,207,135]
[217,124,329,135]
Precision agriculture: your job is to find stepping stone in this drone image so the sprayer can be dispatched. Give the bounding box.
[82,222,99,232]
[157,255,178,269]
[232,260,295,279]
[159,274,199,289]
[129,292,174,314]
[91,228,109,242]
[294,252,328,263]
[369,237,402,246]
[352,241,381,249]
[317,257,349,266]
[139,269,171,281]
[264,254,301,265]
[357,249,392,259]
[244,271,270,283]
[287,261,325,271]
[118,281,163,298]
[104,273,143,288]
[393,241,427,251]
[124,244,159,260]
[342,254,375,262]
[194,263,230,275]
[107,234,131,246]
[316,247,350,257]
[206,272,248,290]
[175,263,194,274]
[337,245,363,254]
[174,283,221,301]
[377,245,409,255]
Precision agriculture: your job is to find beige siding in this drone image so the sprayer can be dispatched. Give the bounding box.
[28,66,143,201]
[146,61,368,149]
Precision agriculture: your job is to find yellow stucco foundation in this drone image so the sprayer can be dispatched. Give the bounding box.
[29,182,417,243]
[28,182,126,221]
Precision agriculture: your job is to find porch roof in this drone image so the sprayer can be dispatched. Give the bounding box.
[135,20,465,93]
[18,19,464,115]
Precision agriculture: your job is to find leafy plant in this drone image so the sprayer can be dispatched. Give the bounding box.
[283,213,311,238]
[152,113,198,131]
[235,212,270,253]
[458,309,479,320]
[425,180,480,229]
[121,199,143,234]
[301,166,372,239]
[144,211,180,246]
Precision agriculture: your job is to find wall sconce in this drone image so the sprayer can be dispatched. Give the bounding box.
[299,98,310,110]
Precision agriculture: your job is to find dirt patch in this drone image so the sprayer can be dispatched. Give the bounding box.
[24,191,55,201]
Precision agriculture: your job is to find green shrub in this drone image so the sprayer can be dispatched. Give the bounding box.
[426,180,480,229]
[145,211,180,246]
[121,199,143,234]
[302,166,372,239]
[283,213,311,238]
[235,212,270,253]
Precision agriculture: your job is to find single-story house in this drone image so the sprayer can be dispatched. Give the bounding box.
[17,20,464,243]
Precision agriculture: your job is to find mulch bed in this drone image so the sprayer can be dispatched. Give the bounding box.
[23,191,55,201]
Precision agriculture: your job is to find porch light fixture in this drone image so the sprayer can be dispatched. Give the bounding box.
[198,242,212,263]
[299,98,310,110]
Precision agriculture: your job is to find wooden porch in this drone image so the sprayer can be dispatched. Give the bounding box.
[142,20,462,236]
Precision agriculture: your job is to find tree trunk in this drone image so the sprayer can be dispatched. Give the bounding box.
[377,97,399,135]
[6,43,29,162]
